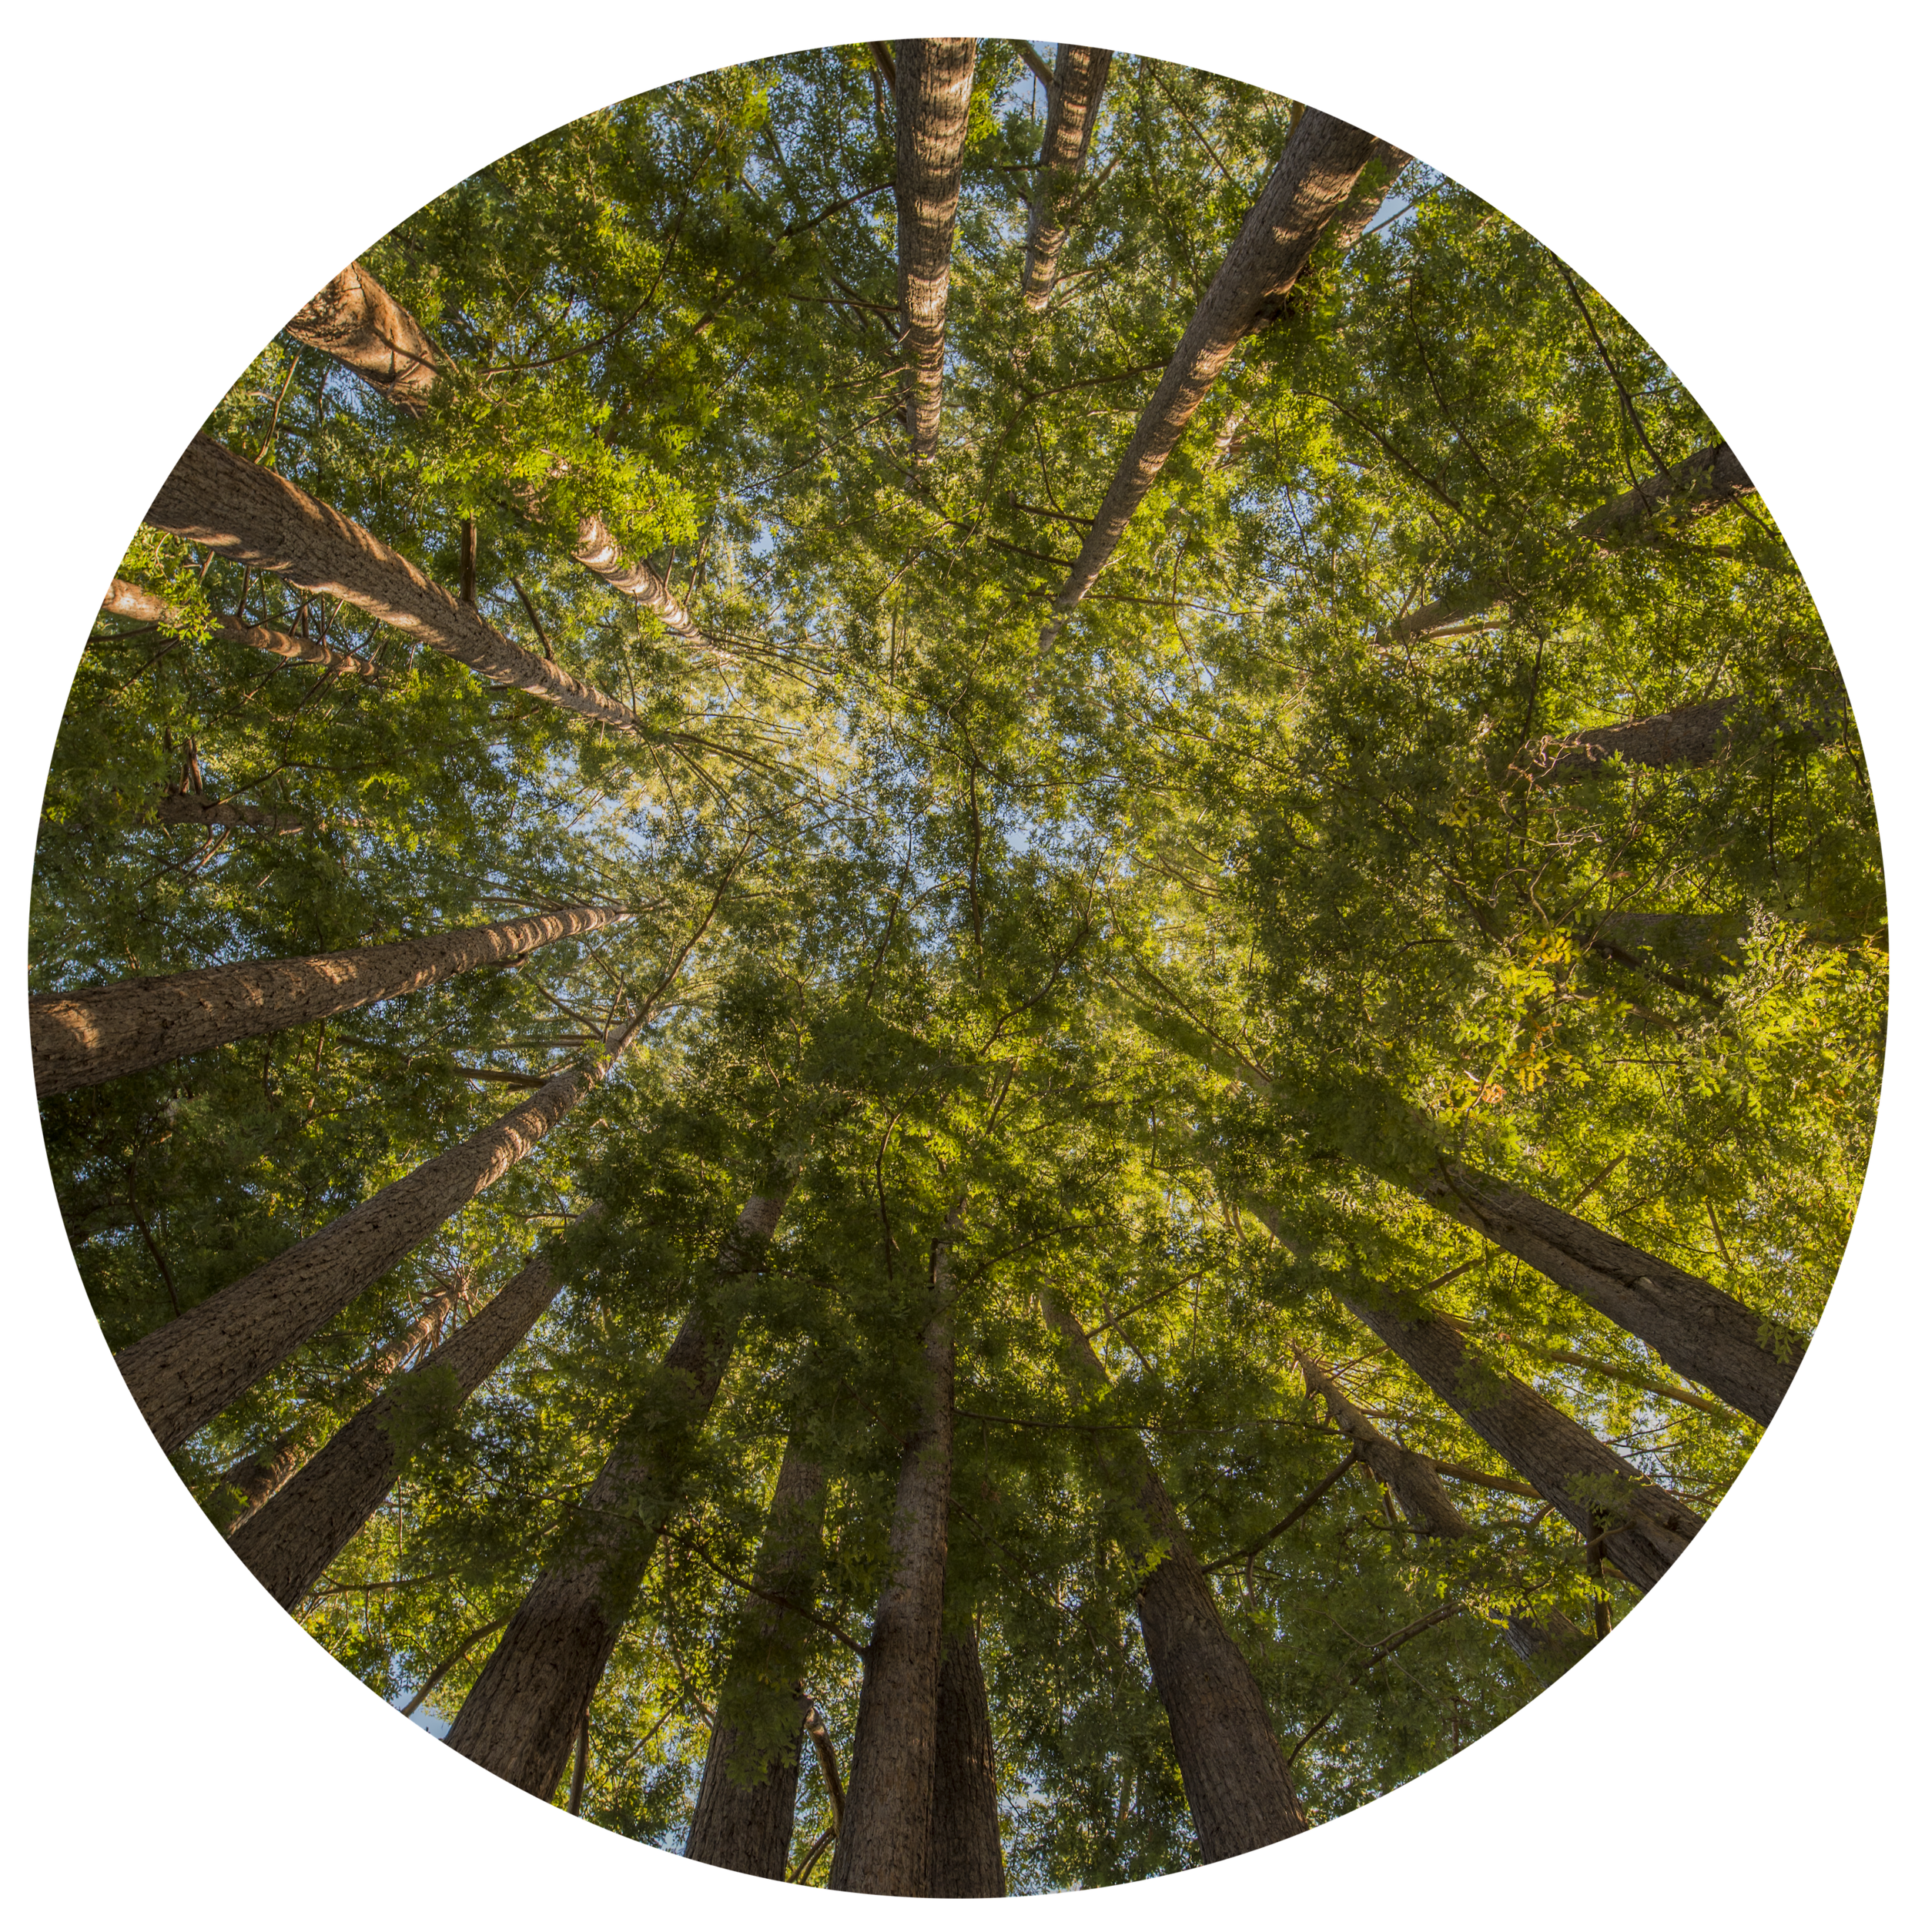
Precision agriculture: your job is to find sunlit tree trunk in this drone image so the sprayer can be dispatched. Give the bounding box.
[103,577,373,676]
[1019,46,1113,310]
[283,262,440,411]
[444,1189,789,1800]
[1520,699,1736,784]
[1292,1344,1467,1536]
[929,1621,1005,1896]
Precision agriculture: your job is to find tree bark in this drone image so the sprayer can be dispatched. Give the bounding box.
[150,794,303,832]
[893,39,977,459]
[828,1214,959,1895]
[568,511,721,652]
[929,1622,1005,1897]
[1337,1292,1702,1592]
[146,434,647,735]
[1043,1292,1307,1860]
[103,577,374,677]
[1418,1163,1801,1425]
[1019,46,1112,310]
[1322,139,1414,253]
[32,902,622,1097]
[229,1248,568,1605]
[116,1028,634,1453]
[283,263,440,411]
[684,1435,827,1880]
[444,1190,789,1800]
[1291,1344,1467,1536]
[1518,699,1738,785]
[1040,109,1379,644]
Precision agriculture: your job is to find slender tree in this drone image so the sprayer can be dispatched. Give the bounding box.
[102,578,373,676]
[1019,45,1113,310]
[1292,1344,1468,1537]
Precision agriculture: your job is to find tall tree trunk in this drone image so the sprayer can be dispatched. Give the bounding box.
[283,263,441,411]
[684,1435,827,1880]
[893,39,977,459]
[1417,1163,1800,1425]
[146,434,647,735]
[103,578,374,676]
[1337,1291,1702,1592]
[116,1026,636,1453]
[1391,441,1757,642]
[1322,139,1414,253]
[1291,1344,1467,1536]
[229,1247,571,1605]
[444,1189,789,1799]
[828,1214,960,1895]
[1019,46,1112,310]
[929,1621,1005,1897]
[32,903,622,1097]
[568,511,721,651]
[1520,698,1737,784]
[1043,1292,1307,1860]
[1040,109,1379,645]
[150,794,303,832]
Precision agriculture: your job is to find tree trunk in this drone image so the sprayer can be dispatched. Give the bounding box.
[116,1028,634,1453]
[1337,1292,1702,1592]
[1040,109,1379,644]
[1043,1292,1307,1860]
[146,434,645,735]
[1019,46,1112,310]
[1519,698,1738,785]
[1322,139,1414,253]
[1418,1163,1801,1425]
[103,578,374,677]
[444,1190,789,1799]
[32,903,621,1097]
[684,1435,827,1880]
[828,1216,959,1895]
[929,1622,1005,1897]
[568,511,720,651]
[893,39,977,459]
[1291,1344,1467,1536]
[229,1248,568,1605]
[150,794,303,832]
[283,262,440,411]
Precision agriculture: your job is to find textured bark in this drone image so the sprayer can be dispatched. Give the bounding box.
[1339,1294,1702,1592]
[1323,139,1415,253]
[229,1250,566,1606]
[103,577,373,677]
[930,1623,1006,1897]
[146,434,645,734]
[444,1190,788,1799]
[1019,46,1112,310]
[283,263,441,410]
[829,1224,959,1895]
[32,903,621,1097]
[1040,110,1378,642]
[1418,1164,1801,1425]
[1043,1293,1307,1860]
[568,511,720,651]
[893,39,977,458]
[684,1436,827,1880]
[1292,1345,1467,1536]
[116,1033,631,1453]
[150,794,303,832]
[1501,1606,1589,1673]
[1519,699,1738,785]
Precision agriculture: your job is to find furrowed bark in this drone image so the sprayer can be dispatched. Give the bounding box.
[1323,139,1415,253]
[32,903,622,1097]
[685,1435,828,1880]
[229,1248,569,1606]
[151,795,303,832]
[930,1622,1005,1897]
[444,1190,788,1800]
[568,512,724,653]
[1338,1292,1702,1592]
[102,578,374,677]
[1418,1164,1801,1425]
[1043,1291,1307,1860]
[116,1028,634,1454]
[1019,46,1113,310]
[1517,699,1737,785]
[829,1214,960,1895]
[146,434,646,733]
[1292,1344,1466,1536]
[283,263,441,411]
[893,39,978,459]
[1040,109,1378,643]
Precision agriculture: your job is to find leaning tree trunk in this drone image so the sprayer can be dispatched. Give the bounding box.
[32,902,622,1097]
[1019,46,1112,310]
[116,1026,636,1454]
[229,1247,573,1606]
[146,434,646,735]
[1518,699,1737,784]
[893,39,977,460]
[684,1435,828,1880]
[929,1621,1005,1897]
[284,262,441,411]
[103,578,373,677]
[1292,1344,1467,1537]
[150,794,303,832]
[1337,1291,1702,1592]
[1040,109,1379,645]
[1416,1163,1801,1425]
[1043,1291,1307,1860]
[828,1214,961,1896]
[444,1189,790,1800]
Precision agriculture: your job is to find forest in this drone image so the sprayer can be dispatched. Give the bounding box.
[29,38,1885,1897]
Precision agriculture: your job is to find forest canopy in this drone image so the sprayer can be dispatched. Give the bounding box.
[32,38,1884,1896]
